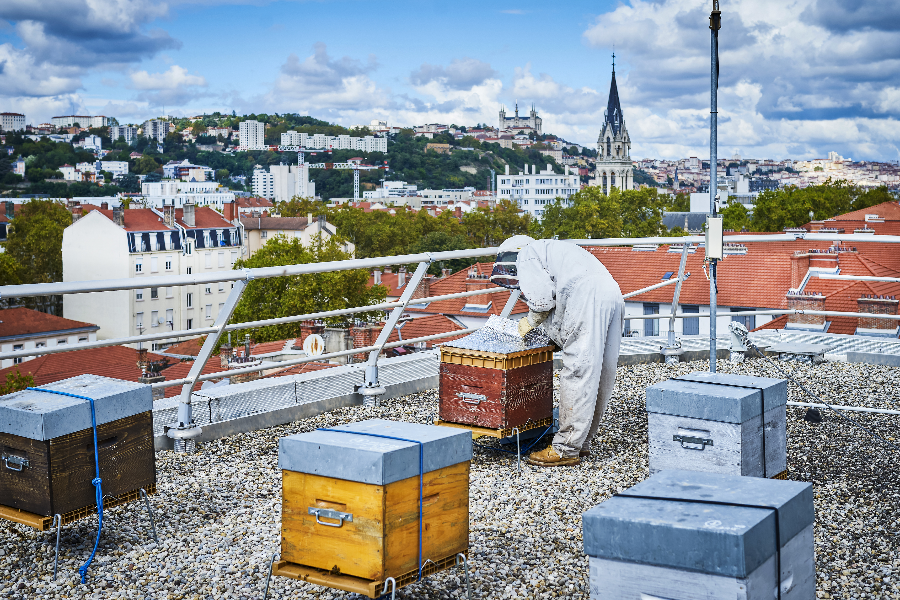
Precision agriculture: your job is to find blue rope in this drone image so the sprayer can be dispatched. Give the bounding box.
[317,428,426,580]
[27,388,104,584]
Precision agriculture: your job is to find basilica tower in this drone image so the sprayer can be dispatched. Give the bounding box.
[594,56,633,193]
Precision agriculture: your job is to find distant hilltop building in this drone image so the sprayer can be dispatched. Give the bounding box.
[499,103,542,135]
[51,115,108,128]
[0,112,26,132]
[593,56,633,193]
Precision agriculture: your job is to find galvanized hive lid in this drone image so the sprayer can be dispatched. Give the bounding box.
[675,371,787,411]
[279,418,473,485]
[646,372,782,423]
[0,375,153,441]
[582,470,813,578]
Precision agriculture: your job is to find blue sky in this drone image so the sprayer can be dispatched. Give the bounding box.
[2,0,900,160]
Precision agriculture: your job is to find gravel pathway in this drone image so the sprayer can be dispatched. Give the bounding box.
[2,358,898,599]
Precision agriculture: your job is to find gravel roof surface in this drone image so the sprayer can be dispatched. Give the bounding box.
[2,358,899,599]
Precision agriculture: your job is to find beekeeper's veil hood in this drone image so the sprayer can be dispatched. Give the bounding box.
[490,235,536,289]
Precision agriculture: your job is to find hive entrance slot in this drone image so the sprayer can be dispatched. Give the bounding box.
[315,499,347,511]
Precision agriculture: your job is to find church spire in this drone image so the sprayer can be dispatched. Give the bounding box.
[605,55,623,136]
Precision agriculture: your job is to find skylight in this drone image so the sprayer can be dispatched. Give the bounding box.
[662,272,674,280]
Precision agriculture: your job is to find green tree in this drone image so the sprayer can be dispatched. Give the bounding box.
[530,187,621,240]
[229,236,387,342]
[0,370,35,395]
[134,155,160,175]
[619,187,668,237]
[721,200,751,231]
[462,199,531,247]
[409,230,476,275]
[276,196,326,218]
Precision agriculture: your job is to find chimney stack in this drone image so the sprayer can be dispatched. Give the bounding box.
[857,295,899,330]
[101,201,109,210]
[71,205,83,223]
[223,201,235,222]
[786,291,826,326]
[112,205,125,227]
[183,202,196,227]
[219,344,233,368]
[397,267,407,288]
[441,268,451,278]
[373,270,382,285]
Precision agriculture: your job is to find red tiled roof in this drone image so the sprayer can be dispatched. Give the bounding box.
[264,361,337,378]
[81,205,174,232]
[405,263,529,318]
[0,346,166,387]
[250,339,296,355]
[165,337,203,356]
[830,201,900,222]
[175,206,232,229]
[386,315,467,348]
[158,359,225,398]
[0,308,98,339]
[236,197,273,209]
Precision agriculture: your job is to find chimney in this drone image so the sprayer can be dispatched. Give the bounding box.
[397,267,407,288]
[373,270,382,285]
[112,205,125,227]
[351,323,381,362]
[790,252,811,290]
[307,212,313,224]
[219,344,233,368]
[786,291,826,326]
[505,164,510,175]
[223,201,235,222]
[101,201,109,210]
[466,266,491,292]
[71,205,83,223]
[546,163,552,172]
[183,202,196,227]
[411,275,434,300]
[441,268,451,278]
[857,295,899,330]
[136,348,149,374]
[384,266,393,274]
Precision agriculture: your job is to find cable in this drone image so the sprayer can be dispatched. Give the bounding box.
[742,342,900,453]
[474,421,554,457]
[27,388,105,583]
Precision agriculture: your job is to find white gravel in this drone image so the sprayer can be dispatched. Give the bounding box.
[2,358,899,599]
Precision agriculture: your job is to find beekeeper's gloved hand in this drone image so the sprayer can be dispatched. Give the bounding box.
[518,310,550,337]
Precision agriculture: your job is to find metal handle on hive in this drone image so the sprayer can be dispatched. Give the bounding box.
[673,434,713,450]
[308,507,353,528]
[458,392,486,405]
[2,455,28,471]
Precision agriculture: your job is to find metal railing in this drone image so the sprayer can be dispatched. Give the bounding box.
[3,232,900,443]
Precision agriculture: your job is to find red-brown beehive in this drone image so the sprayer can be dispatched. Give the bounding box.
[438,345,554,430]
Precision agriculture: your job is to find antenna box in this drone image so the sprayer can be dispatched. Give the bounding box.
[438,345,554,430]
[0,375,155,517]
[582,470,815,600]
[646,372,787,478]
[277,419,471,585]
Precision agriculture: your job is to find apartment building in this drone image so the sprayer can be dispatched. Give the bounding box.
[0,113,26,132]
[142,119,171,143]
[239,120,266,150]
[239,214,350,258]
[495,164,580,219]
[0,307,99,369]
[251,164,315,202]
[110,125,138,144]
[280,131,387,153]
[51,115,108,128]
[163,159,214,180]
[140,180,235,209]
[63,204,242,348]
[98,160,129,177]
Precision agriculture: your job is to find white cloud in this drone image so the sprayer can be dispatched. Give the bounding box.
[130,65,206,90]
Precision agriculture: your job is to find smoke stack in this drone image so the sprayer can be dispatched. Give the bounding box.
[71,205,82,223]
[373,270,382,285]
[183,202,195,227]
[101,201,109,210]
[112,205,125,227]
[224,201,235,222]
[397,267,406,288]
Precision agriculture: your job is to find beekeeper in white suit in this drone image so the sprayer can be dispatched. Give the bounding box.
[491,235,624,467]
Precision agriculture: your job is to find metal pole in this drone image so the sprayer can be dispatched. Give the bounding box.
[709,0,721,373]
[499,289,522,318]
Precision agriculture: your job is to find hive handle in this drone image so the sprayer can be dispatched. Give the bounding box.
[308,507,353,528]
[2,455,28,471]
[673,434,714,450]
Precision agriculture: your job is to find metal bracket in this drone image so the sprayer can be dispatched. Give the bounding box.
[2,455,29,471]
[458,392,486,405]
[308,507,353,527]
[673,434,713,450]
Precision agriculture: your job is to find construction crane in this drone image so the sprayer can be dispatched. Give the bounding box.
[275,145,389,200]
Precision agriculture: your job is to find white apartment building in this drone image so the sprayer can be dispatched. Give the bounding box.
[0,307,100,369]
[51,115,108,128]
[142,119,170,143]
[98,160,129,177]
[110,125,138,144]
[363,181,417,199]
[239,120,266,150]
[0,112,26,132]
[63,204,243,347]
[419,188,475,205]
[140,180,235,209]
[75,134,103,153]
[496,164,580,219]
[280,131,387,153]
[163,159,214,180]
[251,164,315,202]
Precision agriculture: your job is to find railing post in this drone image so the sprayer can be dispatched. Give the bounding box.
[661,243,690,364]
[167,274,249,452]
[359,261,431,403]
[499,289,522,318]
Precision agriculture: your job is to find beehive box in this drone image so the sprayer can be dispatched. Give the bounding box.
[0,375,155,518]
[646,372,787,478]
[438,345,554,430]
[278,419,471,587]
[583,469,815,600]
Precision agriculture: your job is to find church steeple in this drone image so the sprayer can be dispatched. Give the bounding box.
[605,55,624,136]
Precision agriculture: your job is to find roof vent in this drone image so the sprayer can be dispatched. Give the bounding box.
[632,244,659,252]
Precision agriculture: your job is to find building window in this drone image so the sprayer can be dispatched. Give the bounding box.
[205,286,211,295]
[205,304,213,319]
[732,308,756,331]
[218,302,224,314]
[136,290,144,301]
[186,292,193,308]
[643,303,660,337]
[78,336,88,342]
[185,242,192,255]
[151,310,159,327]
[186,267,192,275]
[165,308,174,327]
[151,257,158,272]
[682,305,700,336]
[150,287,159,299]
[186,318,193,329]
[136,312,144,329]
[218,252,225,268]
[218,282,224,292]
[57,339,67,345]
[36,342,46,348]
[135,262,142,273]
[205,253,212,268]
[244,231,248,239]
[165,256,173,270]
[231,251,238,264]
[261,231,267,239]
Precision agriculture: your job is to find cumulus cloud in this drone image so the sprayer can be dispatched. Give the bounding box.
[128,64,208,106]
[411,58,498,90]
[579,0,900,159]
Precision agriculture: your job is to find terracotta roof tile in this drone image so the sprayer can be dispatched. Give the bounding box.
[386,315,467,348]
[165,337,203,357]
[264,361,337,378]
[405,263,529,317]
[158,359,225,398]
[175,206,233,229]
[82,206,174,232]
[0,346,166,387]
[0,307,98,340]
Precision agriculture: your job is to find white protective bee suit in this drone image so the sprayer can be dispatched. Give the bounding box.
[503,237,625,458]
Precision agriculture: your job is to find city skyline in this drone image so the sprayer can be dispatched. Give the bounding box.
[1,0,899,161]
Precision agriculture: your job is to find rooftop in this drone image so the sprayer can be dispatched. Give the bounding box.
[0,345,165,386]
[0,307,98,341]
[240,217,312,231]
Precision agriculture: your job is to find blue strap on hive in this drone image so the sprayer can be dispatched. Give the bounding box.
[27,388,105,584]
[317,428,427,580]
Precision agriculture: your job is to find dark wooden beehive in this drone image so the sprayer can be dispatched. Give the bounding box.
[438,345,554,430]
[0,375,156,519]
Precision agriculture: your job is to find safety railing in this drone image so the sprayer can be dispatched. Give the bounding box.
[3,232,900,444]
